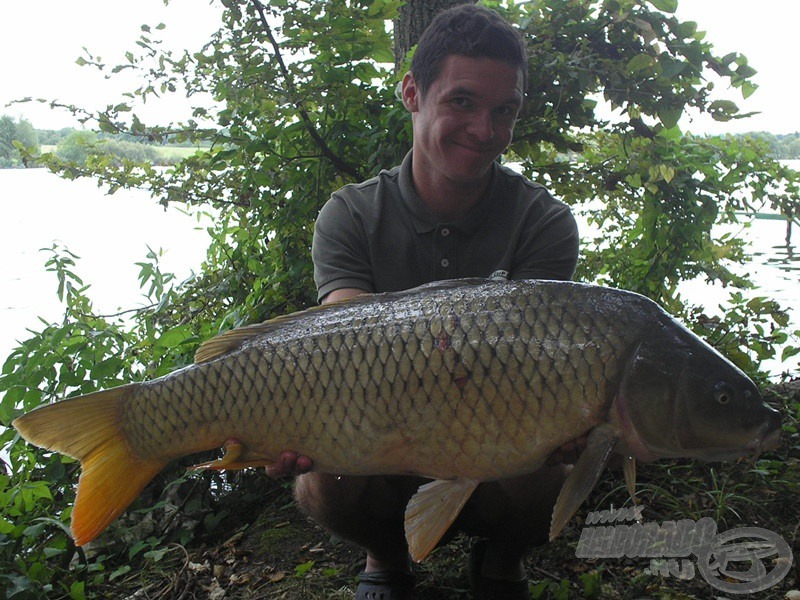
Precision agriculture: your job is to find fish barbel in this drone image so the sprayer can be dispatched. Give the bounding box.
[13,279,781,560]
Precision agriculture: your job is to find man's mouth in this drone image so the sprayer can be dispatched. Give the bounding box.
[453,141,497,157]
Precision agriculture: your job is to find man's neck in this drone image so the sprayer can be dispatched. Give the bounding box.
[412,167,492,222]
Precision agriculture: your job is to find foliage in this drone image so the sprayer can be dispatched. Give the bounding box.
[741,131,800,160]
[0,116,39,168]
[32,127,77,147]
[52,130,175,167]
[3,0,800,595]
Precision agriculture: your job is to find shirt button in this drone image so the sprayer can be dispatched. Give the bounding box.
[441,258,450,268]
[440,228,450,237]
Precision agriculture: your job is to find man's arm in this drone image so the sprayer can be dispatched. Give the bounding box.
[511,201,579,282]
[321,287,368,305]
[312,195,375,303]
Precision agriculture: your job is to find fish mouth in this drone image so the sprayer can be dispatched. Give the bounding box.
[694,420,782,462]
[746,408,783,455]
[622,418,783,463]
[750,422,782,454]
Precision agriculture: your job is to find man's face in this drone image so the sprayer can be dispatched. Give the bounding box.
[402,54,524,193]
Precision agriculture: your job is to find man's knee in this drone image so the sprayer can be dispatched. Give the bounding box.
[294,473,427,527]
[294,473,369,525]
[294,473,418,558]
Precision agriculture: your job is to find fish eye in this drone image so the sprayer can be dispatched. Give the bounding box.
[714,382,733,405]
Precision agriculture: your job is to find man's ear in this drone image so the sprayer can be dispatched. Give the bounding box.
[401,71,420,112]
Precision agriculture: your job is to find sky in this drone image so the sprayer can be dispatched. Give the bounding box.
[0,0,223,130]
[1,0,799,135]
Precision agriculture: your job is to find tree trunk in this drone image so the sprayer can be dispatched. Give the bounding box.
[393,0,476,72]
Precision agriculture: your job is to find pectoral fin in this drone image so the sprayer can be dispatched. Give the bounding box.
[549,424,618,541]
[622,454,637,503]
[404,478,479,562]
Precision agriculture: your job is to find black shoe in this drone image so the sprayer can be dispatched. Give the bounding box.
[355,570,415,600]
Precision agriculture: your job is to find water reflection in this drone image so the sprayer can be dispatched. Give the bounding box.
[745,217,798,283]
[755,220,797,273]
[757,245,797,271]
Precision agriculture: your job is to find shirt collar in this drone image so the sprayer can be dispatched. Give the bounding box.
[397,150,497,235]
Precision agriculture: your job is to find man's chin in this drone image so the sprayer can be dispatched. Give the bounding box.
[450,165,494,185]
[445,155,495,181]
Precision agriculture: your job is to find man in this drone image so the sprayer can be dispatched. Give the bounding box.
[277,5,580,599]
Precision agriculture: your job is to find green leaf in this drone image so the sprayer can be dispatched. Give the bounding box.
[372,46,395,64]
[708,99,739,121]
[70,580,86,600]
[294,560,315,577]
[648,0,678,12]
[0,516,15,534]
[657,107,682,129]
[781,345,800,361]
[90,357,125,380]
[110,565,132,581]
[741,81,758,99]
[144,547,170,562]
[155,325,192,349]
[735,63,757,79]
[625,173,642,188]
[626,54,655,74]
[30,483,53,501]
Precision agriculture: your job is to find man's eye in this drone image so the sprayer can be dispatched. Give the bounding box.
[452,97,472,108]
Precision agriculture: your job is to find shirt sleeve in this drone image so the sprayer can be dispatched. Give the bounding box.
[510,200,579,282]
[312,194,375,302]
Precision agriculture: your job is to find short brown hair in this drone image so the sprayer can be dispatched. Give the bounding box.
[410,4,527,96]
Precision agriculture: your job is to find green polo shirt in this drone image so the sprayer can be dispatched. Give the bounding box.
[312,151,579,302]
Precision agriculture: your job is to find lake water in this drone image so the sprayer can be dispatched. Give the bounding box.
[0,167,797,378]
[0,168,212,363]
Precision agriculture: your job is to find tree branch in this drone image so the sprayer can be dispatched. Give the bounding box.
[249,0,362,180]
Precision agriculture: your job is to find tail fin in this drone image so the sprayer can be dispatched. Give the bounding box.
[13,386,167,546]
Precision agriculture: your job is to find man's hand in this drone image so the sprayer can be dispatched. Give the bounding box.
[265,450,314,478]
[545,434,587,466]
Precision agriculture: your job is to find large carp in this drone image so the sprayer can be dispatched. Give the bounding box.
[13,279,781,561]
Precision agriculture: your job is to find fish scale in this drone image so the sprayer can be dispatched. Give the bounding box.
[13,278,782,557]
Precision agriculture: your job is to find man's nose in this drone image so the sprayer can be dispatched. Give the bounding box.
[467,110,495,142]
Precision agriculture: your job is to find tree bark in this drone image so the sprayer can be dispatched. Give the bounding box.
[393,0,476,72]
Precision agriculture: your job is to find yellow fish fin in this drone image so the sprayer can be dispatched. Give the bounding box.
[190,438,275,471]
[404,478,479,563]
[12,386,167,546]
[549,423,618,541]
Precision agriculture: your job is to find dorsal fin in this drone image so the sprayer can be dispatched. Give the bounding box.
[194,321,280,364]
[193,294,379,364]
[193,301,346,363]
[193,278,497,364]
